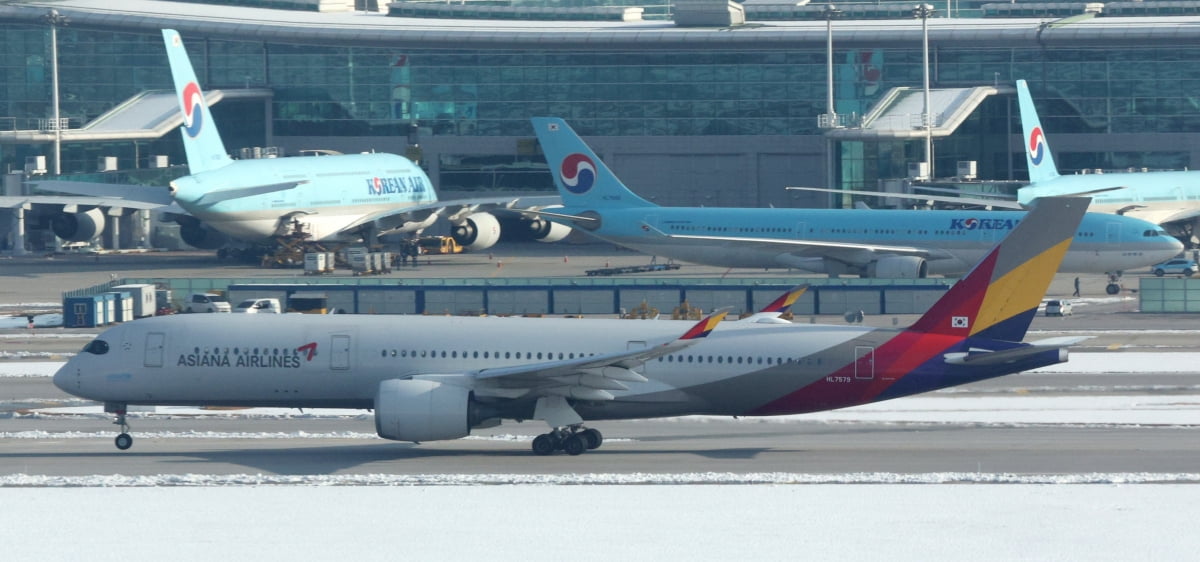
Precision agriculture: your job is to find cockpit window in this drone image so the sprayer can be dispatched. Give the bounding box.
[82,339,110,355]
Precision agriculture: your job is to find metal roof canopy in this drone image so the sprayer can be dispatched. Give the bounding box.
[826,85,1015,140]
[0,87,272,144]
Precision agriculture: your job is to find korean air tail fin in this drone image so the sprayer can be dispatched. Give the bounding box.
[1016,80,1060,184]
[162,29,232,174]
[909,197,1088,342]
[531,117,654,208]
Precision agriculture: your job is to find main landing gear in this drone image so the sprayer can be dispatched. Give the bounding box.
[106,402,133,450]
[531,425,603,456]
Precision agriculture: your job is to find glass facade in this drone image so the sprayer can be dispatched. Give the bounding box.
[3,23,1200,194]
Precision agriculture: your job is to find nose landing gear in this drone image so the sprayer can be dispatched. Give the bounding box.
[1105,272,1123,295]
[106,402,133,450]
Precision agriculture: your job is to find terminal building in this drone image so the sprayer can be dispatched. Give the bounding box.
[3,0,1200,250]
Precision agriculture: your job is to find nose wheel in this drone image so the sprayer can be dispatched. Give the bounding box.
[531,425,603,456]
[106,403,133,450]
[1105,272,1123,295]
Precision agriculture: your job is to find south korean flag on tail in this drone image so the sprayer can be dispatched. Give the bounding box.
[951,316,969,329]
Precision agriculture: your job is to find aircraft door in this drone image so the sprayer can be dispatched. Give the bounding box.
[854,346,874,380]
[795,222,806,239]
[1106,222,1120,244]
[643,215,659,233]
[331,334,351,370]
[144,332,165,368]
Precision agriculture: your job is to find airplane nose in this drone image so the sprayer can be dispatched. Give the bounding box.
[52,360,76,394]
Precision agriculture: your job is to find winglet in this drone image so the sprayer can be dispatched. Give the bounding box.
[909,197,1089,342]
[1016,80,1060,184]
[759,285,809,314]
[677,306,732,341]
[162,29,233,174]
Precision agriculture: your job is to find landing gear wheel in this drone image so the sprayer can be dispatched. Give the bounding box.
[563,434,588,456]
[1106,283,1121,295]
[531,434,556,456]
[582,428,603,450]
[115,433,133,450]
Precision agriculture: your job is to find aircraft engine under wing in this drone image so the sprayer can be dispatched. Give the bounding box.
[374,379,472,442]
[50,208,106,242]
[451,212,502,251]
[175,215,230,250]
[867,255,929,278]
[525,213,572,243]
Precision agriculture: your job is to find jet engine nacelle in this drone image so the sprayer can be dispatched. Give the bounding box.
[867,256,929,279]
[451,212,501,252]
[527,216,572,243]
[51,208,106,242]
[374,379,471,442]
[177,216,230,250]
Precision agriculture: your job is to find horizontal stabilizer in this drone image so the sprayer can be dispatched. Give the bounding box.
[943,345,1062,366]
[190,180,306,205]
[521,208,599,223]
[1026,336,1092,348]
[943,336,1088,366]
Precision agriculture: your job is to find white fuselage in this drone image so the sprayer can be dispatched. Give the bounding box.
[172,153,437,242]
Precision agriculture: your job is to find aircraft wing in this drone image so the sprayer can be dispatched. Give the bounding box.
[0,194,167,212]
[470,308,731,401]
[788,186,1026,210]
[32,180,174,207]
[658,230,935,261]
[1121,206,1200,229]
[337,194,563,236]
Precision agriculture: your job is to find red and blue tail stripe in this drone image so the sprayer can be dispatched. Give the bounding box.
[750,198,1088,416]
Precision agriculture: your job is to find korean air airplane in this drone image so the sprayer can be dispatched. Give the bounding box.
[1012,79,1200,236]
[798,80,1200,259]
[528,117,1179,280]
[58,198,1090,456]
[40,30,566,252]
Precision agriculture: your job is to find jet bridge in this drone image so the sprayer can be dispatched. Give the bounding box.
[826,85,1015,141]
[0,87,272,144]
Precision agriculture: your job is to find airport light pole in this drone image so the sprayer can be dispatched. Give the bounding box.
[823,4,843,129]
[44,9,68,176]
[820,4,844,197]
[913,3,935,181]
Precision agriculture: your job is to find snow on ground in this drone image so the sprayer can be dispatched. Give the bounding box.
[1029,352,1200,373]
[1,485,1198,561]
[3,348,1199,559]
[0,361,66,376]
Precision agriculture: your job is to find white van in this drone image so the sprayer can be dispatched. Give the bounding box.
[1044,299,1073,317]
[233,298,282,314]
[185,293,231,313]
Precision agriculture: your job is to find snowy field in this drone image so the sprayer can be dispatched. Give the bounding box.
[3,485,1199,561]
[3,352,1200,560]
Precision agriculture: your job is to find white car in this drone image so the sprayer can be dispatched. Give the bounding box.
[1044,299,1073,317]
[233,298,282,314]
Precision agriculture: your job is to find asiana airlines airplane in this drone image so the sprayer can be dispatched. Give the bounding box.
[59,198,1090,456]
